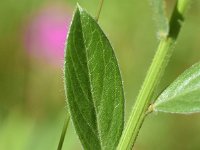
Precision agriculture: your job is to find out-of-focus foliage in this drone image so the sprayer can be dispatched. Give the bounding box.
[0,0,200,149]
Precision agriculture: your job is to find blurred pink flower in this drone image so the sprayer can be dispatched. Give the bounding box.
[24,3,72,67]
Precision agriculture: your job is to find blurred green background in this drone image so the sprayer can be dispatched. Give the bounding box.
[0,0,200,149]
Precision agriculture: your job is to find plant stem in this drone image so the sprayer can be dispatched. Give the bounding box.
[57,113,70,150]
[95,0,104,21]
[117,0,190,149]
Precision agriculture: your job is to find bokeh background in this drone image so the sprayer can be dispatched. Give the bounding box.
[0,0,200,149]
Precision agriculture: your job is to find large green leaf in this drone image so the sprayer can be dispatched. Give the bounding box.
[154,62,200,114]
[150,0,169,38]
[64,5,124,150]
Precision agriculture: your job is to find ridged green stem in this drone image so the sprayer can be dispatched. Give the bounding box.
[117,0,190,149]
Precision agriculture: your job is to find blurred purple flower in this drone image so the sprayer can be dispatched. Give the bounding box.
[24,3,72,67]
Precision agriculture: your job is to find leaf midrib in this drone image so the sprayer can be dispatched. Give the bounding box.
[79,10,103,148]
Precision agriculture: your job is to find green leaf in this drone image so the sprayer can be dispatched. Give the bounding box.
[154,62,200,114]
[150,0,169,38]
[64,5,124,150]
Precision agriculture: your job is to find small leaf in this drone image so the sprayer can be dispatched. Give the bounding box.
[64,5,124,150]
[150,0,169,38]
[154,62,200,114]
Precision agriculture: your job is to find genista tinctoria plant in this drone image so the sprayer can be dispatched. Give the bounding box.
[57,0,199,150]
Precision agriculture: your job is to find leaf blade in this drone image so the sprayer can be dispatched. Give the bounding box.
[64,5,124,150]
[151,0,169,38]
[154,62,200,114]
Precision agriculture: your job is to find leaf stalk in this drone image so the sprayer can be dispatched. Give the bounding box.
[95,0,104,21]
[57,113,70,150]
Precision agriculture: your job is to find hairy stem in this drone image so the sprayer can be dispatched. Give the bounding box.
[57,113,70,150]
[95,0,104,21]
[117,0,190,149]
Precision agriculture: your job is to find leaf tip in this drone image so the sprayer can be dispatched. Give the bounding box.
[76,3,84,13]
